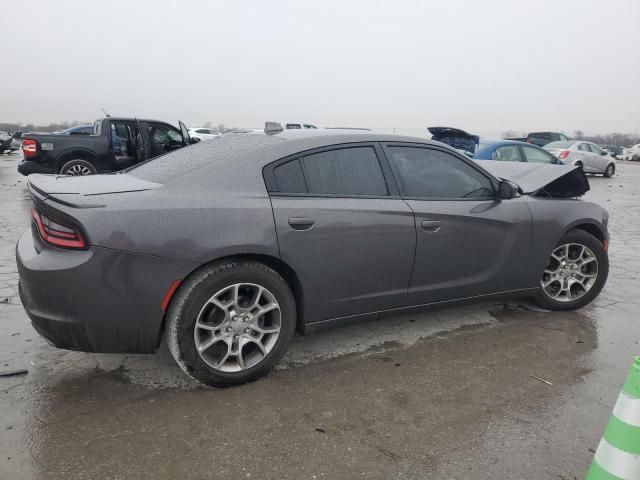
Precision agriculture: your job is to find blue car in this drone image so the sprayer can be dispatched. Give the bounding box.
[474,139,560,164]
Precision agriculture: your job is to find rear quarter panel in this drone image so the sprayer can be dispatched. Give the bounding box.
[53,185,280,265]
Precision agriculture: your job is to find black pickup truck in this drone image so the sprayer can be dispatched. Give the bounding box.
[18,117,194,176]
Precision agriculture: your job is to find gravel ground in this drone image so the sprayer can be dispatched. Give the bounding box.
[1,152,639,479]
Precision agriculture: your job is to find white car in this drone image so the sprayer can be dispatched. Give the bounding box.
[544,140,616,177]
[188,127,221,142]
[266,121,318,131]
[624,144,640,161]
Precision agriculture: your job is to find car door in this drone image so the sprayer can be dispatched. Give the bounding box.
[576,143,594,171]
[266,143,416,324]
[179,121,191,146]
[382,143,532,305]
[141,121,185,159]
[587,143,607,171]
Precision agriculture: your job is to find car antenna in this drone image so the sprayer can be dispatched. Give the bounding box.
[101,107,111,118]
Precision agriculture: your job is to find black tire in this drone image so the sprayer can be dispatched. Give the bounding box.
[59,159,97,176]
[166,259,296,387]
[534,229,608,311]
[603,163,615,178]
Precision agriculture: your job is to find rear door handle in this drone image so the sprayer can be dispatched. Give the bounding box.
[421,220,441,232]
[288,217,315,231]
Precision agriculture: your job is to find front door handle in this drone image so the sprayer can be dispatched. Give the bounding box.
[288,217,315,231]
[421,220,441,232]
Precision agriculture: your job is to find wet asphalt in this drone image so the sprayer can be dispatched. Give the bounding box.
[1,152,639,480]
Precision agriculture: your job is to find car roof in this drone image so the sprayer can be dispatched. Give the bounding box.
[96,117,177,124]
[481,139,531,148]
[131,131,442,187]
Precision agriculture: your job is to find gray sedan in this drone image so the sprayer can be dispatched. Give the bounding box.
[17,132,610,387]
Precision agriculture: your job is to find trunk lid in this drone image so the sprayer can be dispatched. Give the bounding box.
[479,160,589,197]
[428,126,479,156]
[28,173,161,207]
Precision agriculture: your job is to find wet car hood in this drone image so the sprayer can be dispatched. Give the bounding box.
[27,173,160,197]
[479,160,590,197]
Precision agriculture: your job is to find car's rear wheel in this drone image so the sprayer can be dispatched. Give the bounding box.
[167,259,296,387]
[535,229,608,311]
[60,159,97,176]
[603,163,615,177]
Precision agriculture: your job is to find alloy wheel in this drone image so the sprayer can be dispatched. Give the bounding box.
[541,243,598,302]
[65,164,93,176]
[194,283,281,372]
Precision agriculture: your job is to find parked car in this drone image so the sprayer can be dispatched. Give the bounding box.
[189,127,221,142]
[624,144,640,161]
[506,132,570,147]
[53,125,95,135]
[428,126,479,156]
[544,141,616,177]
[266,121,318,132]
[0,131,22,154]
[474,140,560,164]
[18,131,608,387]
[18,117,193,176]
[601,145,624,159]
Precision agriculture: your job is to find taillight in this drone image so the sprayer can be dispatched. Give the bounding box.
[31,208,87,250]
[558,150,570,159]
[22,139,37,158]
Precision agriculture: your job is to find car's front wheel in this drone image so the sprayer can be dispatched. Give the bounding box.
[603,163,615,177]
[535,229,608,311]
[166,259,296,387]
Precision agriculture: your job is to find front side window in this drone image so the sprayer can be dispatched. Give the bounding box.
[589,144,603,155]
[522,146,556,164]
[492,145,523,162]
[387,146,494,199]
[300,147,388,196]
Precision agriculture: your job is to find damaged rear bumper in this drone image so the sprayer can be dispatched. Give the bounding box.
[16,231,195,354]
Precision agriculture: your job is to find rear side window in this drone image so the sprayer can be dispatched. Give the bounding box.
[300,147,388,196]
[274,160,307,193]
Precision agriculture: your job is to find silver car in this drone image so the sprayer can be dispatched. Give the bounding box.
[545,140,616,177]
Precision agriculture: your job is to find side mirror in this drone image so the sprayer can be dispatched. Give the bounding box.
[601,150,607,156]
[498,180,518,199]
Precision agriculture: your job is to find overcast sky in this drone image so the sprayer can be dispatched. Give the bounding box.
[2,0,639,135]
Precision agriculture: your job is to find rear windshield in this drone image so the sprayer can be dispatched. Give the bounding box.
[545,141,575,149]
[128,133,281,184]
